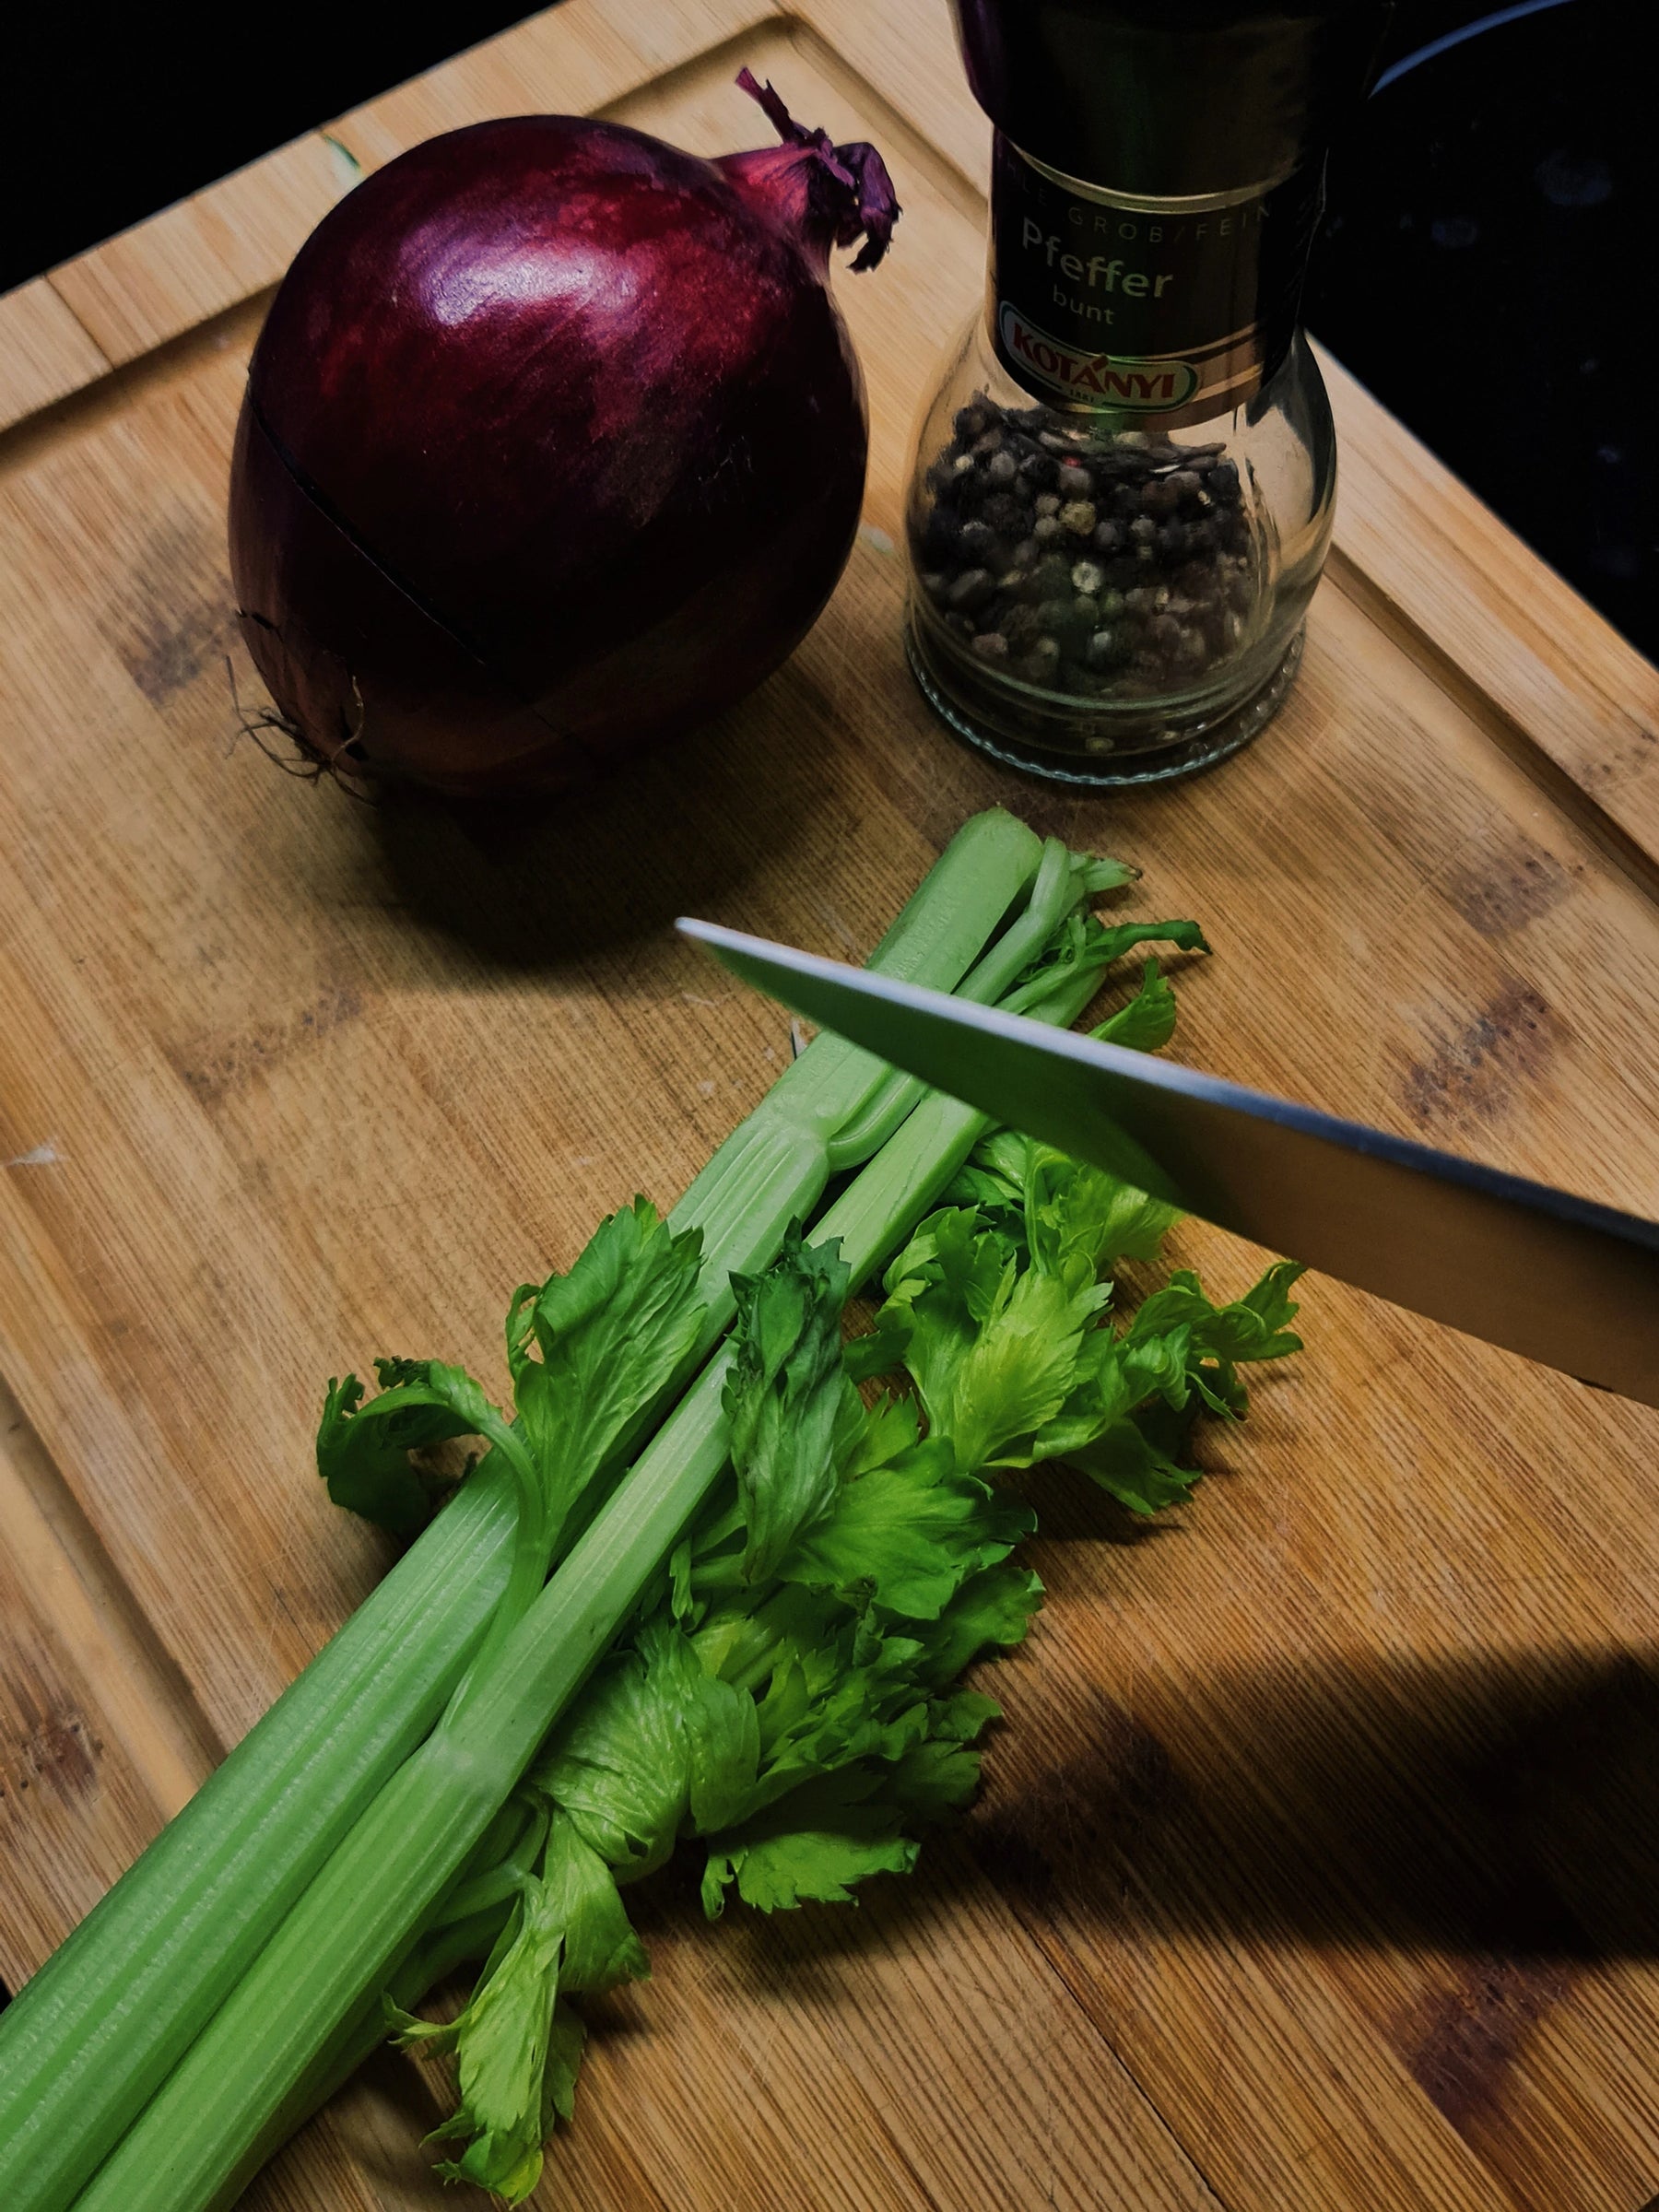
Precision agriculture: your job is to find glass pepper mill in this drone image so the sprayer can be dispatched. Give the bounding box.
[906,0,1392,784]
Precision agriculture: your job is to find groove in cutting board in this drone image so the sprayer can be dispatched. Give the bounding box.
[0,290,275,478]
[0,1372,218,1811]
[1328,543,1659,912]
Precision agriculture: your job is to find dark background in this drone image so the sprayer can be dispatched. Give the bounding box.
[3,0,1653,659]
[1303,0,1655,663]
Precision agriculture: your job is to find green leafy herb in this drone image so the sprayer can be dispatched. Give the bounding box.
[20,817,1308,2212]
[317,1360,503,1540]
[400,1128,1303,2194]
[724,1226,860,1585]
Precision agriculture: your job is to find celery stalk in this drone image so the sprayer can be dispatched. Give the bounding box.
[0,810,1043,2212]
[69,925,1115,2212]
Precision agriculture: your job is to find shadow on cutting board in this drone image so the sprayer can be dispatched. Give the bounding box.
[368,669,830,971]
[961,1640,1659,1965]
[609,1631,1659,1987]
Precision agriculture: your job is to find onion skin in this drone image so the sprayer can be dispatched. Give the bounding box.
[229,86,898,796]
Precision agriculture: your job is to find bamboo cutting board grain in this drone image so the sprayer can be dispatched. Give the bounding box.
[5,4,1659,2206]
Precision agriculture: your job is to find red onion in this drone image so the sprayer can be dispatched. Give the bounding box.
[229,74,897,796]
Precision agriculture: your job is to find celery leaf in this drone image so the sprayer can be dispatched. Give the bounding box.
[410,1877,565,2201]
[700,1767,921,1914]
[906,1562,1045,1689]
[724,1224,862,1585]
[393,1812,646,2203]
[779,1434,1032,1618]
[1094,959,1181,1053]
[872,1207,1107,1471]
[507,1198,707,1542]
[316,1361,500,1539]
[535,1620,698,1878]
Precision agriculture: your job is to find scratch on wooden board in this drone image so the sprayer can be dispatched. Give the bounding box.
[104,514,236,707]
[0,1664,100,1806]
[170,985,364,1105]
[1401,1956,1571,2134]
[5,1141,61,1168]
[1401,978,1562,1129]
[1440,833,1575,937]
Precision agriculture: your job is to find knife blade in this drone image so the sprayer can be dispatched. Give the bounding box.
[678,918,1659,1409]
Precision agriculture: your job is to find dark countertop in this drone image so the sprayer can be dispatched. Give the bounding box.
[1305,0,1657,664]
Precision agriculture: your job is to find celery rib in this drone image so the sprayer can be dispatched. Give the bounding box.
[66,908,1116,2212]
[0,809,1042,2212]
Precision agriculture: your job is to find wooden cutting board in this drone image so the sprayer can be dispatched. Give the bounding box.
[5,3,1659,2206]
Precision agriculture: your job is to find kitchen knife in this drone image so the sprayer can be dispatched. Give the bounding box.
[678,918,1659,1409]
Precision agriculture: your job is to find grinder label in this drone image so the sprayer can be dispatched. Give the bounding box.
[989,135,1322,425]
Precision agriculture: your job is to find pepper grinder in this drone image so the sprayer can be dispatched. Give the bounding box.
[905,0,1392,785]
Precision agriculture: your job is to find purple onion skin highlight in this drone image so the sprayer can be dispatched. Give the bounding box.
[229,76,898,796]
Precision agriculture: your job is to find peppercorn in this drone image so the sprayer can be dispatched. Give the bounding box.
[912,389,1264,714]
[929,506,969,561]
[1003,603,1043,651]
[948,569,995,612]
[959,518,998,563]
[950,464,987,512]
